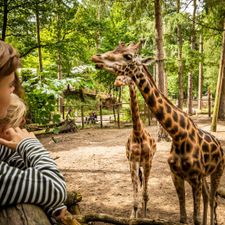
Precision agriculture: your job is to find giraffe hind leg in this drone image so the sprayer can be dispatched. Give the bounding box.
[130,162,139,219]
[202,178,209,225]
[142,164,151,218]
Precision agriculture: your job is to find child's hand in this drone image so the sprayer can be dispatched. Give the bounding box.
[0,127,36,149]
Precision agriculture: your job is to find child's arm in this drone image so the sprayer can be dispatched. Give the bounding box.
[0,130,67,216]
[0,144,15,161]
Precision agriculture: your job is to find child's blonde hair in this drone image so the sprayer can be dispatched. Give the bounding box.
[0,93,26,129]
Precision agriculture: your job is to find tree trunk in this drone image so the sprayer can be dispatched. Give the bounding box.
[0,204,51,225]
[57,0,64,114]
[176,0,184,109]
[58,51,64,113]
[154,0,170,142]
[35,3,43,73]
[187,72,193,113]
[211,18,225,131]
[187,0,197,115]
[218,66,225,120]
[208,87,211,118]
[2,0,8,41]
[96,1,101,50]
[154,0,165,93]
[198,33,203,111]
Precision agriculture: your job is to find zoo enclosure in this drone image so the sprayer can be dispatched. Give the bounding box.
[60,96,213,129]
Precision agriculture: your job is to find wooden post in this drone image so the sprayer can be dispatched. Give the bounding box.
[112,105,116,123]
[117,104,120,129]
[208,87,211,118]
[81,105,84,129]
[100,104,103,128]
[62,105,65,120]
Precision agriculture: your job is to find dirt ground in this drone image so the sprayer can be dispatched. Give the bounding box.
[40,115,225,224]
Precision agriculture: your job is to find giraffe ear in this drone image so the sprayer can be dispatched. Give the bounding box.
[141,57,155,65]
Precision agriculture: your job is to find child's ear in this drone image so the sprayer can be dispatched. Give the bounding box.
[141,57,155,65]
[20,117,26,128]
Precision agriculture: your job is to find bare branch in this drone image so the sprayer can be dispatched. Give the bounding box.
[20,44,48,58]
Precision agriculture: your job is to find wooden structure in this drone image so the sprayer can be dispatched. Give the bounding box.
[0,204,51,225]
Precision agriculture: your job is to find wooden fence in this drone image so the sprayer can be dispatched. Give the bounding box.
[60,102,152,129]
[59,96,213,130]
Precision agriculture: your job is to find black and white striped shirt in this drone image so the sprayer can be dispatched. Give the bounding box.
[0,138,67,216]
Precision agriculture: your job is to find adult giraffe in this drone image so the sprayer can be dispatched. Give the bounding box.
[92,41,225,225]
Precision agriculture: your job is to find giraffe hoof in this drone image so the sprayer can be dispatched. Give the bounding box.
[180,217,187,224]
[130,210,138,219]
[194,220,201,225]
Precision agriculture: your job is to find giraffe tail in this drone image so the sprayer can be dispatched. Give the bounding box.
[139,168,143,188]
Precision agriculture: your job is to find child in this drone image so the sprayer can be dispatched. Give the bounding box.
[0,94,80,225]
[0,93,27,169]
[0,93,26,136]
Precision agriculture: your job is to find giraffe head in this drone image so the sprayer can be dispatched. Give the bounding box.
[92,41,154,77]
[114,76,132,87]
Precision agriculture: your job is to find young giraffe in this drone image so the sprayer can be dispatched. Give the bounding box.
[114,75,156,218]
[92,42,225,225]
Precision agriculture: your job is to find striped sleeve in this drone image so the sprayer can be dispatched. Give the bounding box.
[6,152,26,169]
[0,138,67,216]
[0,144,26,169]
[0,144,15,162]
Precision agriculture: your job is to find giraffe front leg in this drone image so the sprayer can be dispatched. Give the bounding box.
[142,164,151,217]
[202,178,209,225]
[130,162,139,219]
[171,173,187,223]
[191,180,202,225]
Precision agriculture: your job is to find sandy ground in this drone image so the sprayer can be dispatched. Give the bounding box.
[39,115,225,224]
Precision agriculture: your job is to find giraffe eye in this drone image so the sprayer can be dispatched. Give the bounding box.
[123,54,133,60]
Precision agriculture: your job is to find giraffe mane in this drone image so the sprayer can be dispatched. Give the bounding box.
[142,65,197,128]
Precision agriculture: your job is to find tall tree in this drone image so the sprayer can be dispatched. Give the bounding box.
[176,0,184,109]
[219,70,225,120]
[56,0,64,114]
[211,18,225,131]
[187,0,197,115]
[198,32,203,111]
[35,1,43,73]
[154,0,169,141]
[2,0,8,41]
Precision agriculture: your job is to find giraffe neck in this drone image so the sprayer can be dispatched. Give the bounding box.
[131,65,193,142]
[128,82,143,133]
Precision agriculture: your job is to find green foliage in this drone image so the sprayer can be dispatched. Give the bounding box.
[21,68,87,124]
[1,0,225,125]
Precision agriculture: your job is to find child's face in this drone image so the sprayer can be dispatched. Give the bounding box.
[0,116,26,139]
[0,126,10,140]
[0,73,15,119]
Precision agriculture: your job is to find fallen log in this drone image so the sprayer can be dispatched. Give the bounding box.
[27,119,78,135]
[0,204,51,225]
[75,213,182,225]
[0,191,82,225]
